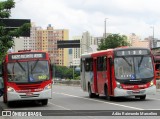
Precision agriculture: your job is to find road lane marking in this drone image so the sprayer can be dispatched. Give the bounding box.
[145,109,160,110]
[53,92,144,110]
[48,102,71,110]
[148,97,160,101]
[48,102,97,119]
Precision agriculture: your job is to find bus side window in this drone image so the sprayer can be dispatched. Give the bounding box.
[155,64,160,71]
[103,57,107,71]
[85,58,93,72]
[85,59,89,72]
[97,57,103,71]
[90,58,93,71]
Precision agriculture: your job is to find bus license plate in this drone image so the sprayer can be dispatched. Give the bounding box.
[26,92,33,96]
[132,90,140,93]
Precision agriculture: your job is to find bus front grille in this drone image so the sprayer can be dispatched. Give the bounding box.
[20,94,40,98]
[17,84,41,90]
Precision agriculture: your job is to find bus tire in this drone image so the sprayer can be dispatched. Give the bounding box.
[140,95,146,100]
[104,85,112,101]
[88,84,95,98]
[7,101,14,107]
[3,95,7,103]
[41,99,48,105]
[95,94,99,98]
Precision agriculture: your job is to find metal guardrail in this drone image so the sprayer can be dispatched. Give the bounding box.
[156,80,160,89]
[54,80,80,86]
[54,79,160,89]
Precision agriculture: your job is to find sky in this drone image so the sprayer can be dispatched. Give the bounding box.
[8,0,160,39]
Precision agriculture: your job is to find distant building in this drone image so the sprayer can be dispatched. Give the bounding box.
[35,24,69,66]
[94,36,103,46]
[128,33,150,48]
[144,36,159,48]
[13,23,69,66]
[71,36,82,66]
[13,37,30,52]
[72,31,99,66]
[156,40,160,47]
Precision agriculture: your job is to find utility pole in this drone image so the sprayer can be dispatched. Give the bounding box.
[104,18,108,38]
[150,26,155,48]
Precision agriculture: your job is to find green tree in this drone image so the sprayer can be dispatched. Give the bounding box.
[0,0,31,61]
[54,65,80,80]
[98,34,130,50]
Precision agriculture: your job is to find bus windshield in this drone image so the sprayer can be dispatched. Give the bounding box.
[114,56,154,80]
[7,60,50,83]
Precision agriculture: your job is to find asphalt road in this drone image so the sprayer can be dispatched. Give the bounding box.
[0,85,160,119]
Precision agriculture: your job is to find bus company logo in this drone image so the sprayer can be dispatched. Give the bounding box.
[2,111,11,116]
[131,74,135,80]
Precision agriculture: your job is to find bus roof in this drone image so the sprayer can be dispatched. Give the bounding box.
[81,47,151,58]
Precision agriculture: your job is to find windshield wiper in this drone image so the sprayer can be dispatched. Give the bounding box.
[122,57,132,66]
[31,59,39,72]
[16,60,26,72]
[138,56,144,67]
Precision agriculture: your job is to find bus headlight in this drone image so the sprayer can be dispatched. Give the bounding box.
[116,82,122,88]
[150,80,154,87]
[7,86,15,92]
[44,84,52,90]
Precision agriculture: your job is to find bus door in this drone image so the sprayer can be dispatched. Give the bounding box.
[97,56,107,94]
[81,59,87,91]
[93,58,98,93]
[108,57,113,96]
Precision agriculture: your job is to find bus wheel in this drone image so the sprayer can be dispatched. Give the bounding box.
[41,99,48,105]
[7,101,14,107]
[88,84,95,98]
[140,95,146,100]
[95,94,99,98]
[3,94,7,103]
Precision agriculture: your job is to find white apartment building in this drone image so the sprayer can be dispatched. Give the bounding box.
[72,31,98,66]
[13,37,30,52]
[72,36,82,66]
[29,23,41,50]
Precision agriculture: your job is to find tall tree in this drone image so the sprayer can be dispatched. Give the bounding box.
[98,34,130,50]
[0,0,31,62]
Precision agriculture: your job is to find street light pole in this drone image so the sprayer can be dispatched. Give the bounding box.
[150,26,155,48]
[70,62,74,80]
[104,18,108,38]
[73,64,74,80]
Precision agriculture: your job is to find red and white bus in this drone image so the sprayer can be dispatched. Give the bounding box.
[1,50,52,105]
[80,47,156,100]
[151,47,160,80]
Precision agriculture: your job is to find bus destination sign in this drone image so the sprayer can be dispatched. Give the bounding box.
[115,49,149,56]
[8,53,46,60]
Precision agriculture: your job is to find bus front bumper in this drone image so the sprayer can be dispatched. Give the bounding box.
[7,89,52,102]
[114,85,156,97]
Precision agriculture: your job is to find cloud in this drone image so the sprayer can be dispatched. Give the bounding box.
[11,0,160,39]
